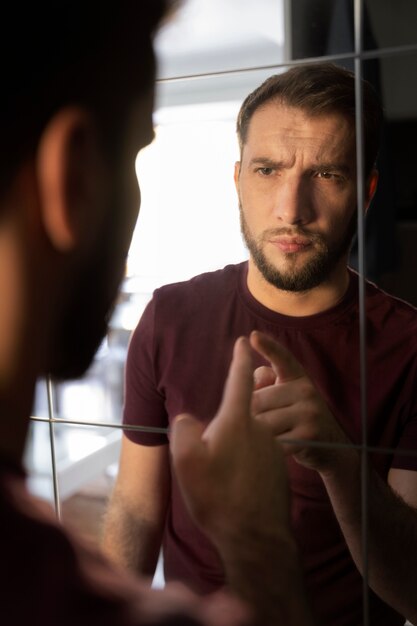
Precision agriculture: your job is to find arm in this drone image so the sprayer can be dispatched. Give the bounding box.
[171,336,314,626]
[251,330,417,623]
[322,461,417,625]
[101,434,170,579]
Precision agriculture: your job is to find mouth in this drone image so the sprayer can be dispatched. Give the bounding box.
[268,236,313,254]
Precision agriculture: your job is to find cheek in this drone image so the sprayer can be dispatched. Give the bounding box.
[238,180,267,219]
[323,207,357,248]
[315,188,356,225]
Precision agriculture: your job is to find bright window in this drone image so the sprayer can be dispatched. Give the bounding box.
[122,101,248,330]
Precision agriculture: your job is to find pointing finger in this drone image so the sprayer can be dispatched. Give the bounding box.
[216,336,254,426]
[250,330,304,382]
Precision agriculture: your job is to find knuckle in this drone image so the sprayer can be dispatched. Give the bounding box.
[298,380,316,401]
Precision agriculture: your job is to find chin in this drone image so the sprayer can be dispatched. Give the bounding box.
[47,281,118,382]
[48,320,109,382]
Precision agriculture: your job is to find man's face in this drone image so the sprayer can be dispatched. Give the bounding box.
[235,102,361,292]
[49,89,155,379]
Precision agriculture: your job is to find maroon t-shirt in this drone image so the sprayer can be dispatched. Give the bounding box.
[124,262,417,626]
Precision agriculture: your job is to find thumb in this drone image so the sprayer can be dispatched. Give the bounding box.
[215,336,254,427]
[253,365,276,390]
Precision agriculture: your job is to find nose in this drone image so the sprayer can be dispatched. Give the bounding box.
[272,175,313,226]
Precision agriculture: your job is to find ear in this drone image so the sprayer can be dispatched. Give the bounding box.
[36,107,102,252]
[234,161,241,190]
[364,169,378,213]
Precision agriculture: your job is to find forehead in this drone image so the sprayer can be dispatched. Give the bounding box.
[244,102,355,163]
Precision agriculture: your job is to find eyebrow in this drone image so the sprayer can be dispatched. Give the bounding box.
[315,162,352,175]
[249,157,353,176]
[248,157,286,168]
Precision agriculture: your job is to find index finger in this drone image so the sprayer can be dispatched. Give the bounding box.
[215,336,254,426]
[250,330,304,382]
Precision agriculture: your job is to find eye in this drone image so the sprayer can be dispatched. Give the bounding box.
[315,171,345,183]
[256,167,274,176]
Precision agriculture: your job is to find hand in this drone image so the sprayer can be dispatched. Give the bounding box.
[137,582,251,626]
[170,336,313,626]
[170,336,291,546]
[250,330,352,474]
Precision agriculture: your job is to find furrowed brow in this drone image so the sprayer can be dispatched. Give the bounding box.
[249,157,284,168]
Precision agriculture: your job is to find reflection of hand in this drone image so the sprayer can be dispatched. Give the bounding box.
[250,330,351,474]
[171,335,291,548]
[170,337,310,625]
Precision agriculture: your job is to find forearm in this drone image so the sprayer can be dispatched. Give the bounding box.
[321,450,417,623]
[213,526,314,626]
[101,495,163,579]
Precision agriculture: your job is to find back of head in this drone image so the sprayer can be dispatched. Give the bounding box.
[0,0,176,199]
[237,62,383,178]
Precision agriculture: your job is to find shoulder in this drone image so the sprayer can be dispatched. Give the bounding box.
[0,470,203,625]
[348,269,417,329]
[359,275,417,358]
[0,470,81,605]
[130,263,245,346]
[365,277,417,330]
[153,262,244,311]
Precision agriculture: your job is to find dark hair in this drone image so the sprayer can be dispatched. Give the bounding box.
[0,0,176,196]
[236,62,383,178]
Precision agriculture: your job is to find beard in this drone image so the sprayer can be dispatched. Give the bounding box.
[47,238,125,381]
[240,203,357,292]
[47,175,137,381]
[48,258,122,381]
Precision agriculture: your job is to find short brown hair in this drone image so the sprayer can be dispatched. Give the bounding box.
[236,62,383,178]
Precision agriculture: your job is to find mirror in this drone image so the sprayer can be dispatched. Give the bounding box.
[27,4,417,623]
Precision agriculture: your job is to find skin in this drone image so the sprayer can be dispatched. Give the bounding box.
[102,436,171,578]
[234,102,377,316]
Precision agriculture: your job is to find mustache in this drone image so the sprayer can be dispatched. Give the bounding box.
[261,227,324,243]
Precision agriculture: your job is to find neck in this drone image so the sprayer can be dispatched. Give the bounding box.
[247,259,351,317]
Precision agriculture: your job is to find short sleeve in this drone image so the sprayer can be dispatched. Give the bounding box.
[123,297,169,446]
[391,351,417,471]
[392,408,417,471]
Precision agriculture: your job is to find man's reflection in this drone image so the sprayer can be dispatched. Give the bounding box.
[103,63,417,626]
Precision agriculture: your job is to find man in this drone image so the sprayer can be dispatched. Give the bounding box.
[0,2,312,625]
[103,63,417,626]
